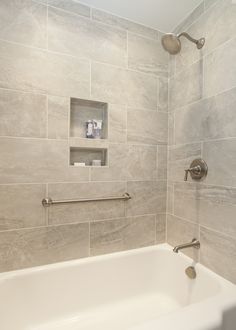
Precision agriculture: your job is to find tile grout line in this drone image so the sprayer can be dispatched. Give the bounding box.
[48,2,161,42]
[167,211,236,243]
[89,61,92,98]
[126,31,129,70]
[88,221,91,257]
[45,183,49,226]
[46,95,49,138]
[168,136,236,147]
[170,34,236,81]
[0,213,159,234]
[46,3,49,51]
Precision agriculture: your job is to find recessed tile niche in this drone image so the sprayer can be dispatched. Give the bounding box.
[70,147,108,166]
[69,98,108,167]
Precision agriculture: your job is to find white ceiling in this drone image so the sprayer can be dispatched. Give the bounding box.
[79,0,202,32]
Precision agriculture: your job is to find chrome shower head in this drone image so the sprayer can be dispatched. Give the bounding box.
[161,32,205,55]
[161,33,181,55]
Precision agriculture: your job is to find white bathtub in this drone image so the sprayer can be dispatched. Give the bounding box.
[0,244,236,330]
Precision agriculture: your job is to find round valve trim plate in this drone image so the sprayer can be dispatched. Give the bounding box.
[189,158,208,180]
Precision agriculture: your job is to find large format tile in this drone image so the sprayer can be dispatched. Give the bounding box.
[204,37,236,98]
[108,104,127,143]
[202,138,236,187]
[127,181,167,216]
[174,182,236,238]
[175,0,236,74]
[169,60,203,110]
[175,87,236,144]
[174,2,204,34]
[169,56,175,78]
[0,0,47,48]
[174,29,202,76]
[0,40,90,98]
[91,63,158,110]
[202,0,236,56]
[167,214,199,259]
[158,77,168,112]
[91,144,127,181]
[173,0,207,74]
[0,223,89,272]
[0,138,89,183]
[126,145,157,181]
[127,109,167,145]
[200,227,236,284]
[128,33,168,76]
[48,182,126,225]
[156,214,166,243]
[168,113,175,146]
[90,215,156,256]
[48,7,127,67]
[91,143,158,182]
[168,143,202,182]
[34,0,47,4]
[92,8,159,40]
[48,95,69,139]
[47,0,90,17]
[0,184,46,230]
[157,145,167,180]
[204,0,219,11]
[0,89,47,138]
[167,183,174,215]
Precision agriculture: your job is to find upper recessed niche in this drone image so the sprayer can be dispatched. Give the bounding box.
[70,98,108,139]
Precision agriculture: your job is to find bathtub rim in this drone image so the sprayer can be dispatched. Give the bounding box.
[0,242,235,291]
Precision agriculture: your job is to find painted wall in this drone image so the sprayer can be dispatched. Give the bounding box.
[78,0,203,31]
[0,0,168,271]
[167,0,236,284]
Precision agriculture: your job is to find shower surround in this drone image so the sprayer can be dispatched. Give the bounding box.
[0,0,235,286]
[0,0,168,271]
[167,0,236,284]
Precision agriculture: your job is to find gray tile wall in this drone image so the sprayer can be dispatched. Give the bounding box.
[167,0,236,284]
[0,0,168,271]
[3,0,234,286]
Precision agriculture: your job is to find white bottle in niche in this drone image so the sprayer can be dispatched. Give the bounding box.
[93,120,103,139]
[86,120,93,138]
[92,159,102,166]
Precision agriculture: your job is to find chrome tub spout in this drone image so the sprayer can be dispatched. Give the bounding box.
[173,238,200,253]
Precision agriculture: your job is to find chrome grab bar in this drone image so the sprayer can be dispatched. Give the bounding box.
[42,193,131,207]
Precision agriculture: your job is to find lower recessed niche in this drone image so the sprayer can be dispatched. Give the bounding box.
[70,147,108,167]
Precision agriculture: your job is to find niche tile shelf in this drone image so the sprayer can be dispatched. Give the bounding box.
[70,98,108,139]
[70,147,108,167]
[69,98,109,167]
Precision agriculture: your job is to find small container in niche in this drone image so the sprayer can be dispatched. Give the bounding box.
[74,162,86,167]
[86,120,94,138]
[92,159,102,166]
[93,120,103,139]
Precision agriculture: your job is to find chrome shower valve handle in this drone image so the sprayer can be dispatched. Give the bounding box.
[184,165,201,181]
[184,159,208,182]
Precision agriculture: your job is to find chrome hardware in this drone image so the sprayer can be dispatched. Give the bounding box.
[42,198,53,207]
[178,32,205,50]
[173,238,200,253]
[185,266,197,279]
[184,158,208,181]
[161,32,205,55]
[184,165,201,181]
[42,193,131,207]
[196,37,205,49]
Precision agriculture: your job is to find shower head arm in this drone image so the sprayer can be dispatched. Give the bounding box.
[178,32,198,44]
[177,32,205,49]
